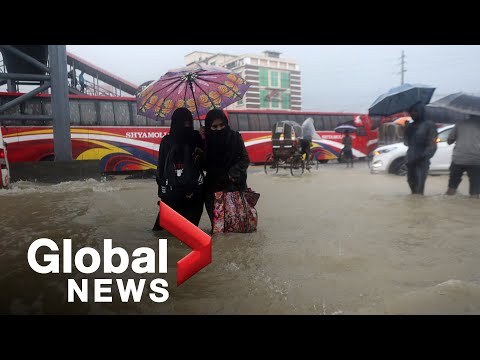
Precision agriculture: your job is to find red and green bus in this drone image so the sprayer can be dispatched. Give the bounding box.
[0,92,379,173]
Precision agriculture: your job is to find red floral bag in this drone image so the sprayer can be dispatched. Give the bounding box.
[212,188,260,234]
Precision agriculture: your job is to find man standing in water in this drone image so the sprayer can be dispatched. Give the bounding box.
[445,115,480,199]
[342,130,354,168]
[403,102,438,195]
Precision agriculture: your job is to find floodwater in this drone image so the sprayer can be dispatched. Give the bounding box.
[1,162,479,315]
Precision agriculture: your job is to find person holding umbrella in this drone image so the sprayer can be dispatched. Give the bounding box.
[334,124,356,168]
[342,130,354,168]
[445,115,480,199]
[403,101,438,195]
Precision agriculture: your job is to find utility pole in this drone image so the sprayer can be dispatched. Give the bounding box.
[399,50,407,85]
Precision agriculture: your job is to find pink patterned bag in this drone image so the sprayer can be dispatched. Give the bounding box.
[212,188,260,234]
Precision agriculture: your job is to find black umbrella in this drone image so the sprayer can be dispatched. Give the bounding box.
[428,92,480,116]
[369,83,436,116]
[425,92,480,124]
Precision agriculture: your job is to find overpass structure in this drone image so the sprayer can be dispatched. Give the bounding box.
[66,51,138,97]
[0,45,72,161]
[0,45,140,163]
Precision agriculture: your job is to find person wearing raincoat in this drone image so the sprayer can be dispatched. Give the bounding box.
[403,102,438,195]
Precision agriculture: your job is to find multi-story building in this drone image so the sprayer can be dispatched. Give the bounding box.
[185,50,301,111]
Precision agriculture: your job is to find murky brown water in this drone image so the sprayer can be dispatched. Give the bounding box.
[1,162,479,314]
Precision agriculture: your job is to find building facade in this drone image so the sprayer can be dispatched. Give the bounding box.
[185,50,301,111]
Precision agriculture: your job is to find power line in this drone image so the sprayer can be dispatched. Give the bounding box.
[398,50,407,85]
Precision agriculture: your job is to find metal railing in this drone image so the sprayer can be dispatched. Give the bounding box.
[69,78,119,97]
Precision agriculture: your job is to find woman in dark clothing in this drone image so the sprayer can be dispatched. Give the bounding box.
[154,107,205,229]
[203,109,250,226]
[404,101,438,195]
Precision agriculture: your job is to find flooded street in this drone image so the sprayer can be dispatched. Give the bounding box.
[1,162,479,315]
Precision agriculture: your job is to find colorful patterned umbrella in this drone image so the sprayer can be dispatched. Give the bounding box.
[136,63,250,123]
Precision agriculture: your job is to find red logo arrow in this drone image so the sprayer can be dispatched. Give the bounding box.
[158,201,212,286]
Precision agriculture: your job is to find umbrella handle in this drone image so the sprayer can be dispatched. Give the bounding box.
[188,81,203,127]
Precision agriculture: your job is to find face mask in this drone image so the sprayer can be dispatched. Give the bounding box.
[212,127,227,136]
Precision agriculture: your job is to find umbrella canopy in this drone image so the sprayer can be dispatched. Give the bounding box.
[136,63,250,122]
[427,92,480,117]
[334,124,357,134]
[368,83,436,116]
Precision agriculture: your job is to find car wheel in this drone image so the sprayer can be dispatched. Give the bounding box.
[389,157,407,176]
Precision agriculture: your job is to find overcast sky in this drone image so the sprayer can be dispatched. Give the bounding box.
[66,45,480,113]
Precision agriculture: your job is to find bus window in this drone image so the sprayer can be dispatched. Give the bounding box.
[286,114,298,125]
[322,116,332,130]
[268,114,285,128]
[131,103,147,126]
[248,113,261,131]
[69,100,81,126]
[258,113,270,131]
[113,102,130,126]
[146,118,159,126]
[295,114,306,125]
[133,114,147,126]
[228,113,239,131]
[80,102,97,125]
[99,102,115,125]
[43,101,52,117]
[238,113,250,131]
[331,116,345,128]
[26,100,43,116]
[313,115,325,130]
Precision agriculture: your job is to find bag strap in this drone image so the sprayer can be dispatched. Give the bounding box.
[163,143,177,181]
[239,191,250,233]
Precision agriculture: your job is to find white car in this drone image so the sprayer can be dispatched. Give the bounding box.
[370,125,455,175]
[0,129,10,188]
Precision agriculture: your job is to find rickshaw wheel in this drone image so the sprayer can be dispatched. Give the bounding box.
[264,154,278,175]
[290,155,304,176]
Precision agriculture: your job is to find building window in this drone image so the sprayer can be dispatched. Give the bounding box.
[281,72,290,89]
[270,71,279,87]
[271,93,280,108]
[260,89,268,108]
[259,68,268,86]
[210,61,216,66]
[281,93,290,109]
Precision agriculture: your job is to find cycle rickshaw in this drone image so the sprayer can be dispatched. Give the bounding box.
[264,120,314,176]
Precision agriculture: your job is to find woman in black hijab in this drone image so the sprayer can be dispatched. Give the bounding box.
[154,107,205,229]
[203,109,250,226]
